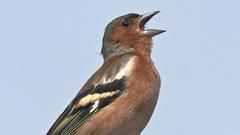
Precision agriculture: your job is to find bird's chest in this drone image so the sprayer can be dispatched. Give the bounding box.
[105,66,160,135]
[77,55,160,135]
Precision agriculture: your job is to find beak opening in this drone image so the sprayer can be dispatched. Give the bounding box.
[139,11,166,37]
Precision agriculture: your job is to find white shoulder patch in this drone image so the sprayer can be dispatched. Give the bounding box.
[95,56,136,87]
[114,56,136,80]
[77,57,136,108]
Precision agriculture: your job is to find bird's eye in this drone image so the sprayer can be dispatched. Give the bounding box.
[122,20,129,27]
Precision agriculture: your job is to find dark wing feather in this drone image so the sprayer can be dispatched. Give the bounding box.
[58,103,97,135]
[47,78,125,135]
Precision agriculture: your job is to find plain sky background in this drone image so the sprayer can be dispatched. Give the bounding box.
[0,0,240,135]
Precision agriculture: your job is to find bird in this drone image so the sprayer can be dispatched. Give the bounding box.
[47,11,166,135]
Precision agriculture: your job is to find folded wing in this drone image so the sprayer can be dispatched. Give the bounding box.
[47,78,125,135]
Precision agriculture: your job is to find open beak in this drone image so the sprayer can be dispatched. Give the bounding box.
[138,11,166,37]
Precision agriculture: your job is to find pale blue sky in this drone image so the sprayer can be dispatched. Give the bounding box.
[0,0,240,135]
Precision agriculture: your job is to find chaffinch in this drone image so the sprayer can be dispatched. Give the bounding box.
[47,11,166,135]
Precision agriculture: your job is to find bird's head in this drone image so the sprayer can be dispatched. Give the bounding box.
[102,11,166,61]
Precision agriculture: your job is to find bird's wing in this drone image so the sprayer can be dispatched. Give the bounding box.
[47,78,126,135]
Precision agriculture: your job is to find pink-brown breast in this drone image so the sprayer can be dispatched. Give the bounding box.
[75,55,160,135]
